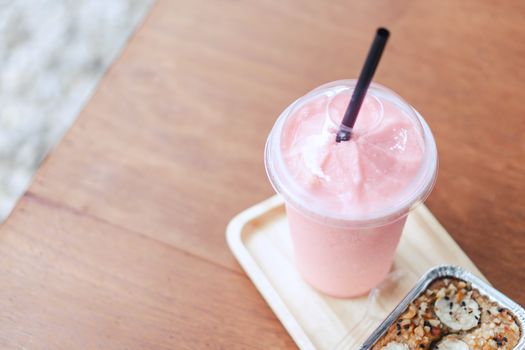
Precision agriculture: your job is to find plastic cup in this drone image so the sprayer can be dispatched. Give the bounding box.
[264,80,438,298]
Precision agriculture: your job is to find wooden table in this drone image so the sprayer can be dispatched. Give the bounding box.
[1,1,524,348]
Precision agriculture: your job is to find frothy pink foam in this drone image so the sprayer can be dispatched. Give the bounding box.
[281,92,424,216]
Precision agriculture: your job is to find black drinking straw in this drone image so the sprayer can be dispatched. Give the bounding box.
[335,28,390,142]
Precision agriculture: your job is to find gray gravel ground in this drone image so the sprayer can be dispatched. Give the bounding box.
[0,0,153,221]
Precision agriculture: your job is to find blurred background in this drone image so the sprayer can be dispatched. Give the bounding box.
[0,0,152,221]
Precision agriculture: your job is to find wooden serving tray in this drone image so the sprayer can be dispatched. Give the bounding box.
[226,195,486,350]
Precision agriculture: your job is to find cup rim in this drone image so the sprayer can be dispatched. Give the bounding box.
[264,80,438,228]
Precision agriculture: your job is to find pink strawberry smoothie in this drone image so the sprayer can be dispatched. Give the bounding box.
[265,80,437,297]
[281,90,424,217]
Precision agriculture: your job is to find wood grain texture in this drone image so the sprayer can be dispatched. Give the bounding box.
[1,0,524,348]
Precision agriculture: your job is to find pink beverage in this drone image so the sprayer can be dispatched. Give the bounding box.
[265,80,438,297]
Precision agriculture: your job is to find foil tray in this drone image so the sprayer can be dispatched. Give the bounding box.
[358,265,525,350]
